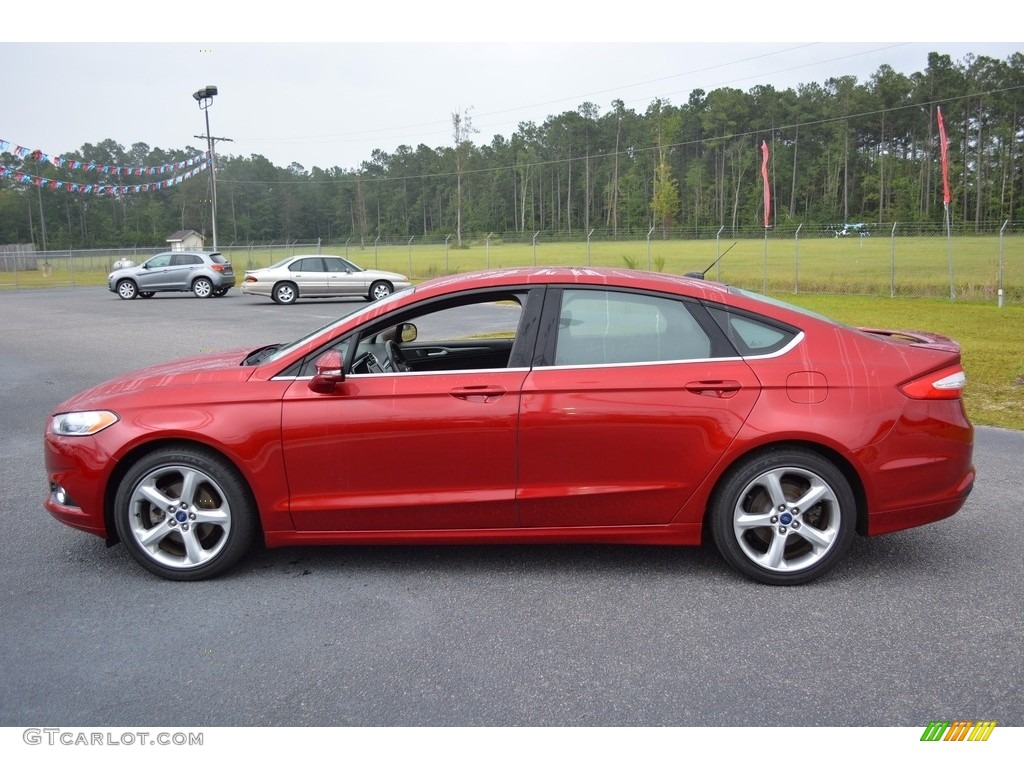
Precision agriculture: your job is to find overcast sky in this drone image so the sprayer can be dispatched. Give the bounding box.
[3,4,1020,172]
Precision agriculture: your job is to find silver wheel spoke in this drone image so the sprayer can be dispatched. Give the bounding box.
[762,470,789,509]
[758,531,788,570]
[179,469,202,508]
[180,527,210,565]
[794,523,835,551]
[735,510,775,530]
[794,482,832,511]
[137,481,173,510]
[192,507,229,526]
[138,519,174,550]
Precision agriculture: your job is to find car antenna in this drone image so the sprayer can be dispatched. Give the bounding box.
[684,242,737,279]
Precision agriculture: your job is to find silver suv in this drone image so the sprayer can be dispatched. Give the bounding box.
[108,251,235,299]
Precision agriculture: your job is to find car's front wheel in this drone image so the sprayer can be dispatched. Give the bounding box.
[272,282,298,304]
[116,280,138,300]
[368,281,393,301]
[192,278,214,298]
[710,448,856,585]
[113,446,256,581]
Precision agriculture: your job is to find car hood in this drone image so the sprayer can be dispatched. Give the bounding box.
[370,270,410,282]
[53,349,255,413]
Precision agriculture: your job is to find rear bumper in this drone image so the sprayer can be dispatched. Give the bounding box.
[867,467,975,536]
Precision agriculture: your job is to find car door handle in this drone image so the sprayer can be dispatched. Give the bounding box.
[685,380,742,398]
[450,385,506,403]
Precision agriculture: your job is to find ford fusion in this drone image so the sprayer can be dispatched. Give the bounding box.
[45,267,974,584]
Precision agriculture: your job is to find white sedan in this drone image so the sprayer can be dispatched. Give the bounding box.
[240,255,411,304]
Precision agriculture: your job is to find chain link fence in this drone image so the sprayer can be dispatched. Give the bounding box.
[2,224,1021,305]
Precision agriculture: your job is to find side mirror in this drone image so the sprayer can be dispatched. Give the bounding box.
[399,323,418,343]
[308,350,345,393]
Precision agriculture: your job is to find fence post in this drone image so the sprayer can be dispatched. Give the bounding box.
[890,222,898,298]
[715,226,725,281]
[998,219,1009,308]
[794,224,802,294]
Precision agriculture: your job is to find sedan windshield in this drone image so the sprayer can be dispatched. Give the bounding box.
[251,284,415,366]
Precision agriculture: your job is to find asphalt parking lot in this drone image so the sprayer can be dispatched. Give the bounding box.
[1,286,1021,727]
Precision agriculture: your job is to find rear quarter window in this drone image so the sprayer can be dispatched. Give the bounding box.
[706,305,799,356]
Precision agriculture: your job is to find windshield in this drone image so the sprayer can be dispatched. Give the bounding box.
[253,284,416,366]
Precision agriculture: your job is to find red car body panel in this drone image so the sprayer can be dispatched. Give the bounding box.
[44,267,974,571]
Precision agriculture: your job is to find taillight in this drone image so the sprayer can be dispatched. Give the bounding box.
[244,276,258,283]
[211,264,225,272]
[899,365,966,400]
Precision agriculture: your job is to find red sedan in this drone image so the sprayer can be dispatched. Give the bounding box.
[44,268,974,584]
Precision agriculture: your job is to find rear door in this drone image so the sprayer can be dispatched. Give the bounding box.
[517,287,761,528]
[167,252,203,289]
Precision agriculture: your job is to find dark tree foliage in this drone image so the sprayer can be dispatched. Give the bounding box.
[3,51,1023,249]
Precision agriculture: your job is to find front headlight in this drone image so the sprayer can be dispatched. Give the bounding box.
[51,410,119,436]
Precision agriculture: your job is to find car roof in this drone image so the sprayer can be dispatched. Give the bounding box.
[414,266,734,301]
[153,250,220,258]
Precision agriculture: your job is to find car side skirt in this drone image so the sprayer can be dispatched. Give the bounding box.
[263,523,703,548]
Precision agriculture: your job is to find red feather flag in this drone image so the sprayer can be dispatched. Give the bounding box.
[937,107,951,205]
[761,140,771,227]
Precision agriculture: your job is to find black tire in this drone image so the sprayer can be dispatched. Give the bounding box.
[116,280,138,300]
[192,277,214,298]
[368,280,392,301]
[709,448,856,585]
[272,282,298,305]
[139,291,155,298]
[113,446,257,581]
[213,288,228,297]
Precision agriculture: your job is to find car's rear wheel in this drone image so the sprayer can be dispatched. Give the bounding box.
[116,280,138,300]
[272,282,298,304]
[213,288,228,297]
[192,278,214,298]
[139,291,155,298]
[113,446,256,581]
[368,281,393,301]
[710,448,856,585]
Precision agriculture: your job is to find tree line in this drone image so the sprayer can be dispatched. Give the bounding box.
[2,50,1022,251]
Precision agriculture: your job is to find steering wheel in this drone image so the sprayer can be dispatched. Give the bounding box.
[384,340,410,373]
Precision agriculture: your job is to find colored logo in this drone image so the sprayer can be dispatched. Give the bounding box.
[921,721,996,742]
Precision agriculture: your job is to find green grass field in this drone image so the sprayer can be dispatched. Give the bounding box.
[4,236,1021,430]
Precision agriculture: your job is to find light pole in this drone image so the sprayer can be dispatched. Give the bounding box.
[193,85,219,251]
